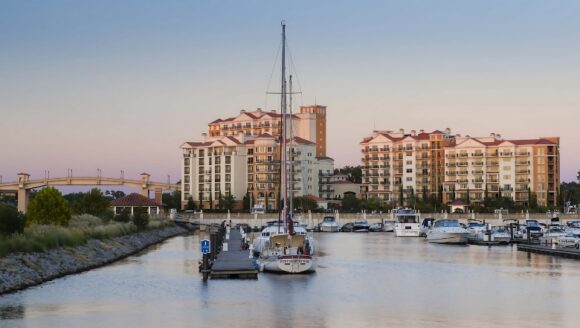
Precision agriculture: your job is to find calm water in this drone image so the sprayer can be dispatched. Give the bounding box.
[2,232,580,328]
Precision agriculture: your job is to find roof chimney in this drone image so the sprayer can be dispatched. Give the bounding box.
[240,109,246,114]
[445,128,451,134]
[201,133,207,141]
[455,134,461,138]
[419,129,425,134]
[256,108,262,113]
[411,130,417,136]
[399,128,404,134]
[490,133,496,138]
[466,135,470,138]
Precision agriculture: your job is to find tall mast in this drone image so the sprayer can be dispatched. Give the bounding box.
[289,74,294,221]
[280,22,293,235]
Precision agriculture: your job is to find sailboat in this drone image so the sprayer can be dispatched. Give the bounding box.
[257,22,317,273]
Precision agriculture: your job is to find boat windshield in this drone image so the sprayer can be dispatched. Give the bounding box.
[396,215,418,223]
[526,220,540,227]
[434,220,461,228]
[323,217,335,222]
[354,220,368,225]
[467,222,485,228]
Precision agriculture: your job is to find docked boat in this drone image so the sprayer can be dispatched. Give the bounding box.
[566,220,580,236]
[256,22,316,274]
[520,219,544,238]
[483,226,511,244]
[426,219,470,244]
[543,224,567,239]
[353,220,370,232]
[394,208,421,237]
[320,216,340,232]
[252,221,312,257]
[382,220,396,232]
[466,220,487,241]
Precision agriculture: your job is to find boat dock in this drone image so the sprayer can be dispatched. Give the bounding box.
[517,243,580,259]
[210,229,258,279]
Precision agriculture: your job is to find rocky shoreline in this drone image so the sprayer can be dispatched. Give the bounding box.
[0,225,189,295]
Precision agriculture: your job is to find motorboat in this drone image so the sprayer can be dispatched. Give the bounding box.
[320,216,340,232]
[466,220,487,241]
[543,224,567,240]
[369,222,384,232]
[426,219,470,244]
[520,219,544,238]
[486,226,511,244]
[420,218,435,237]
[558,234,580,249]
[382,220,396,232]
[393,208,421,237]
[566,221,580,236]
[353,220,370,232]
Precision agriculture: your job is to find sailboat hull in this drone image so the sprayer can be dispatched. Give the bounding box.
[261,255,316,273]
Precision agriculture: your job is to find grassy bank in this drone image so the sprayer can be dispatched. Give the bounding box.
[0,214,175,258]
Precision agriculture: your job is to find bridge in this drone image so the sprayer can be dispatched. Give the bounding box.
[0,172,179,213]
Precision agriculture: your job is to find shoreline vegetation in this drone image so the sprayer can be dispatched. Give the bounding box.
[0,221,188,295]
[0,214,174,258]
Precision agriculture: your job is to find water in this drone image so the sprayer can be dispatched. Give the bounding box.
[2,232,580,327]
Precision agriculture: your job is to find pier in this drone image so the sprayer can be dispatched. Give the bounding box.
[209,228,258,279]
[517,243,580,260]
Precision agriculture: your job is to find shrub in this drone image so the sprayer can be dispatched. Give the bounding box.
[114,208,131,223]
[77,188,111,217]
[0,205,25,235]
[132,208,149,230]
[26,187,71,226]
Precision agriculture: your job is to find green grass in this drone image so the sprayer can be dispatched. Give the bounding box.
[0,215,176,258]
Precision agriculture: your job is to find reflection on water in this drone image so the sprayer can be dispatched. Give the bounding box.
[2,232,580,327]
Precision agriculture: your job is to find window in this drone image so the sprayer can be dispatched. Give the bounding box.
[406,169,413,173]
[406,161,412,165]
[406,177,413,181]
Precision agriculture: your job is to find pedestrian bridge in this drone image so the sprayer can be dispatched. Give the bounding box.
[0,172,178,213]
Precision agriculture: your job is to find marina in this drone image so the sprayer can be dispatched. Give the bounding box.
[3,231,580,327]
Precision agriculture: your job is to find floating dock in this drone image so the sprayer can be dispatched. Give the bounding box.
[210,229,258,279]
[517,243,580,259]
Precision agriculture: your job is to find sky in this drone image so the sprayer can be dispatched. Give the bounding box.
[0,0,579,186]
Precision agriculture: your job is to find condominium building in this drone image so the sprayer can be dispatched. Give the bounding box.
[181,106,331,210]
[360,129,560,207]
[360,129,453,203]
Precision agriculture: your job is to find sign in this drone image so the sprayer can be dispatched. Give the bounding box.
[200,239,211,254]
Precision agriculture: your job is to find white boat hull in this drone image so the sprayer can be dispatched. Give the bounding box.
[427,231,469,244]
[394,224,421,237]
[261,255,316,273]
[320,225,340,232]
[382,223,395,232]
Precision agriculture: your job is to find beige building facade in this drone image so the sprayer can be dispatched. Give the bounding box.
[182,106,332,210]
[360,129,560,208]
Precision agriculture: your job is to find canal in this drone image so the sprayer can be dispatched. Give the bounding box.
[2,232,580,327]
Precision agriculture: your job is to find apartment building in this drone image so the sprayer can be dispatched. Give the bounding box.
[182,106,331,210]
[444,134,560,207]
[360,129,560,207]
[360,129,453,203]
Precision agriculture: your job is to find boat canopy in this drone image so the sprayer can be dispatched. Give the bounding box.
[269,234,306,248]
[434,219,461,228]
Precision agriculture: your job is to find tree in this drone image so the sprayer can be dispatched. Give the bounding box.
[0,205,25,235]
[243,193,250,211]
[132,208,149,230]
[27,187,71,226]
[114,208,131,223]
[341,194,361,212]
[399,186,404,207]
[334,165,363,183]
[294,196,318,211]
[162,190,181,210]
[105,190,126,200]
[186,196,195,211]
[78,188,111,217]
[223,194,235,211]
[577,169,580,183]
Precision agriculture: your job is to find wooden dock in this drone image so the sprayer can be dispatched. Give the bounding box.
[210,229,258,279]
[517,243,580,259]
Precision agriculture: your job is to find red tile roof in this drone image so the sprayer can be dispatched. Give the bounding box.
[111,193,159,207]
[292,136,315,145]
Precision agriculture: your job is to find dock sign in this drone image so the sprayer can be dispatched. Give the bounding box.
[200,239,211,254]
